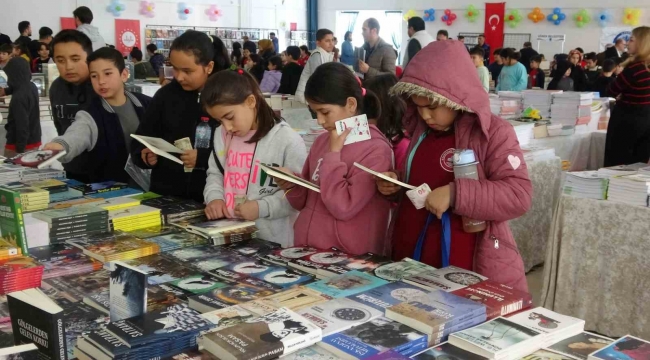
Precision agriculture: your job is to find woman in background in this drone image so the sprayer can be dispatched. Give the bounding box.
[341,31,355,66]
[297,45,310,67]
[568,49,589,91]
[231,41,242,67]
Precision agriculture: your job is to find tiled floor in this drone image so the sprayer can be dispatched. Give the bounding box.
[526,265,545,306]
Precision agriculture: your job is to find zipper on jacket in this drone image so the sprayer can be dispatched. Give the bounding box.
[491,235,499,249]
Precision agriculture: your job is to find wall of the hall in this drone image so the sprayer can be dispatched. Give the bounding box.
[319,0,650,55]
[0,0,307,52]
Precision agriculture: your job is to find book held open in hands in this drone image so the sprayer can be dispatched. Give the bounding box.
[260,164,320,193]
[131,134,184,165]
[353,163,416,190]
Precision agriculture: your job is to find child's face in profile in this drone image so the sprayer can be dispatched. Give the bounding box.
[411,95,458,132]
[470,54,483,68]
[53,42,90,85]
[207,95,257,137]
[89,59,128,100]
[0,52,9,63]
[530,61,539,70]
[308,99,357,132]
[586,59,597,69]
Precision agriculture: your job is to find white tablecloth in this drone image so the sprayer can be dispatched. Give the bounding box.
[529,130,606,171]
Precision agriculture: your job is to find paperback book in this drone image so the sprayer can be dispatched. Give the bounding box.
[547,332,614,360]
[109,261,148,322]
[587,335,650,360]
[71,181,129,195]
[508,307,585,346]
[299,298,383,337]
[404,266,487,292]
[5,149,67,169]
[200,305,258,329]
[0,187,28,255]
[412,342,489,360]
[248,287,330,314]
[348,281,431,314]
[168,274,232,295]
[189,279,280,313]
[259,164,320,193]
[319,251,391,278]
[287,247,350,275]
[223,238,281,257]
[260,246,319,266]
[186,219,256,237]
[374,258,436,282]
[306,270,388,298]
[122,254,196,285]
[452,281,533,319]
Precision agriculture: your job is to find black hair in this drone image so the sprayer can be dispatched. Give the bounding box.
[493,48,502,56]
[130,47,143,61]
[38,42,49,52]
[249,53,260,64]
[584,52,597,61]
[209,35,232,72]
[523,41,532,48]
[18,21,30,34]
[478,34,485,38]
[0,44,12,54]
[243,40,257,54]
[87,47,126,73]
[407,17,425,32]
[268,56,283,70]
[73,6,94,24]
[171,30,231,71]
[270,32,276,36]
[458,35,465,40]
[12,42,28,56]
[530,55,542,63]
[344,31,352,42]
[50,30,93,57]
[146,43,157,53]
[548,60,572,89]
[470,47,484,57]
[365,18,380,32]
[364,74,405,145]
[299,45,310,56]
[602,58,616,73]
[437,30,449,38]
[500,48,521,61]
[575,47,584,54]
[316,29,333,41]
[305,62,381,120]
[231,41,242,66]
[286,46,300,61]
[39,27,53,40]
[201,69,282,144]
[248,54,264,82]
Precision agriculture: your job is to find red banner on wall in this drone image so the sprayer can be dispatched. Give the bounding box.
[484,2,505,62]
[60,17,76,30]
[115,19,141,56]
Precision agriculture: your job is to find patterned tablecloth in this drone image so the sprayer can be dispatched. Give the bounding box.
[510,156,562,272]
[541,195,650,339]
[529,130,606,171]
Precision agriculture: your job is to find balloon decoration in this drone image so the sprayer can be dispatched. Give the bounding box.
[547,7,566,26]
[423,8,435,22]
[106,0,125,17]
[504,9,523,28]
[205,5,222,21]
[441,9,457,26]
[177,2,193,20]
[403,9,418,22]
[623,8,641,26]
[596,10,613,28]
[573,9,591,28]
[465,5,480,23]
[527,7,545,23]
[139,1,155,18]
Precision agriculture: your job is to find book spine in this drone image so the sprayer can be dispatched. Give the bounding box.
[14,199,29,255]
[51,312,68,360]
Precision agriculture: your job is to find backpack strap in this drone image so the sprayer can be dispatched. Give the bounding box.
[211,126,224,175]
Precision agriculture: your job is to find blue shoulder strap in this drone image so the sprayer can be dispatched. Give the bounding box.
[412,211,451,267]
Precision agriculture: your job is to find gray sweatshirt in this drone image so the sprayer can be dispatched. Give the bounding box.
[204,121,307,247]
[77,24,106,52]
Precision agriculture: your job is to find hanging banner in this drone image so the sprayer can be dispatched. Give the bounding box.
[599,27,632,52]
[115,19,141,57]
[537,34,566,42]
[484,2,505,62]
[60,17,76,30]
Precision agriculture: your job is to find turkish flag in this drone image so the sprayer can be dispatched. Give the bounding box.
[115,19,141,57]
[484,2,505,63]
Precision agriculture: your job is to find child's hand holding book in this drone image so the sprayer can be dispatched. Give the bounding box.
[234,200,259,221]
[376,172,401,196]
[272,167,297,191]
[205,199,232,220]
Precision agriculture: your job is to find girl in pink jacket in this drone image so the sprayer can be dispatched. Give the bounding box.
[377,41,533,292]
[275,62,393,255]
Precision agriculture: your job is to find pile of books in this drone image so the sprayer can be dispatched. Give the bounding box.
[0,239,20,261]
[20,168,66,182]
[507,121,534,147]
[597,162,649,179]
[522,90,561,119]
[185,218,258,245]
[23,179,68,194]
[144,231,208,252]
[562,171,609,200]
[141,196,206,224]
[607,174,650,207]
[32,205,110,244]
[496,92,523,120]
[0,256,43,294]
[521,146,556,163]
[2,183,49,212]
[68,235,160,262]
[108,205,162,231]
[551,92,593,126]
[29,244,102,279]
[508,307,585,347]
[0,165,23,184]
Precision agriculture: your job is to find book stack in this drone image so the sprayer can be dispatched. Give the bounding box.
[23,178,68,194]
[606,174,650,206]
[68,235,160,262]
[522,90,561,119]
[452,281,533,320]
[29,243,102,279]
[520,146,556,163]
[348,281,431,316]
[140,196,206,224]
[597,162,648,179]
[299,297,383,337]
[496,92,523,120]
[89,196,142,211]
[508,307,585,347]
[188,278,281,313]
[0,257,44,294]
[186,219,257,244]
[245,287,329,315]
[2,183,49,212]
[373,257,436,282]
[562,171,609,200]
[551,92,593,127]
[404,266,487,292]
[32,205,110,244]
[146,232,208,252]
[0,166,23,184]
[209,225,259,246]
[386,290,487,346]
[108,205,162,231]
[0,238,20,261]
[20,168,66,182]
[507,121,534,147]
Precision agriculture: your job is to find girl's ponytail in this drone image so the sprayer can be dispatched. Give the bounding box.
[209,35,232,73]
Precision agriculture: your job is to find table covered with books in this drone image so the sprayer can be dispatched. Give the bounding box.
[541,194,650,339]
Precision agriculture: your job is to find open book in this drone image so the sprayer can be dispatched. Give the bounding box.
[130,134,184,165]
[353,162,416,190]
[260,164,320,193]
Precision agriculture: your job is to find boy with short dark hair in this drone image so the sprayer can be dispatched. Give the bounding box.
[130,47,155,79]
[295,28,334,102]
[31,42,51,73]
[278,46,303,95]
[470,47,489,92]
[592,59,616,97]
[3,58,41,157]
[43,47,152,183]
[436,30,449,41]
[584,52,601,83]
[73,6,106,51]
[528,55,545,89]
[0,44,11,70]
[488,48,504,87]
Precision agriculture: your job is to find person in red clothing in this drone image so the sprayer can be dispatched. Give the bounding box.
[527,55,545,89]
[297,45,310,67]
[376,40,532,292]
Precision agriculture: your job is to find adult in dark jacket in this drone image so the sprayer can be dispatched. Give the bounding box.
[359,18,396,79]
[568,49,589,91]
[3,58,41,156]
[547,60,574,91]
[278,46,303,95]
[604,39,626,60]
[519,42,538,73]
[131,31,230,202]
[14,21,32,53]
[146,44,165,76]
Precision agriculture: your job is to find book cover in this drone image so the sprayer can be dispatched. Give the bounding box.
[547,332,614,360]
[348,281,430,314]
[452,281,534,319]
[6,150,66,169]
[187,219,256,235]
[125,225,178,239]
[141,195,184,208]
[404,266,487,292]
[105,303,213,347]
[0,187,28,255]
[189,280,279,312]
[71,181,128,195]
[520,349,575,360]
[299,298,383,337]
[306,270,388,298]
[411,342,489,360]
[166,244,229,263]
[289,248,350,274]
[130,192,162,201]
[32,205,108,223]
[374,258,435,282]
[251,287,329,314]
[195,253,246,273]
[42,269,110,309]
[220,259,314,288]
[200,305,257,329]
[169,274,231,295]
[68,236,159,262]
[281,346,340,360]
[62,302,108,360]
[448,317,542,357]
[588,335,650,360]
[319,317,428,359]
[108,205,161,221]
[123,254,196,285]
[385,290,486,335]
[223,238,281,257]
[321,251,391,277]
[507,307,585,337]
[86,187,143,199]
[202,308,322,360]
[109,262,148,321]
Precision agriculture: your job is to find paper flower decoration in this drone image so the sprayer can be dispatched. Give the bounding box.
[423,8,435,22]
[465,5,480,23]
[623,8,641,26]
[107,0,125,17]
[403,10,418,22]
[528,7,545,23]
[177,2,193,20]
[139,1,155,18]
[573,9,591,28]
[596,10,613,27]
[205,5,222,21]
[547,7,566,26]
[441,9,457,26]
[505,9,523,28]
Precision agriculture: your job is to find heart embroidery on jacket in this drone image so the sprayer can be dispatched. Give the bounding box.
[508,155,521,170]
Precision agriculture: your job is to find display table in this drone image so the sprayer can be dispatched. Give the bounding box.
[510,156,562,272]
[540,195,650,339]
[528,130,607,172]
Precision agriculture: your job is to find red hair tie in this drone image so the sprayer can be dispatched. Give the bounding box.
[237,69,244,74]
[355,76,367,96]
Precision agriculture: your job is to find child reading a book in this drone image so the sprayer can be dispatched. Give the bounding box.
[201,69,306,247]
[42,47,152,183]
[376,41,532,292]
[274,62,393,255]
[131,31,231,202]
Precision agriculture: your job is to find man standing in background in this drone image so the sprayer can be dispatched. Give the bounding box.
[270,32,279,53]
[295,29,335,103]
[73,6,106,51]
[14,21,32,50]
[519,41,539,73]
[403,16,433,69]
[604,38,626,60]
[477,34,490,66]
[28,27,53,60]
[358,18,396,79]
